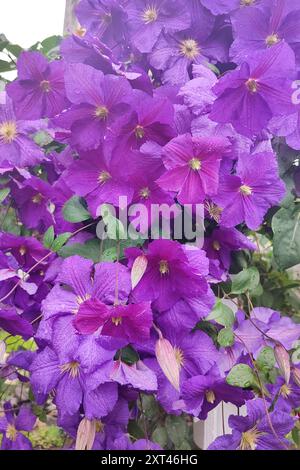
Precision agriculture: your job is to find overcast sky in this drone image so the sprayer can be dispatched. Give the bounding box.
[0,0,66,47]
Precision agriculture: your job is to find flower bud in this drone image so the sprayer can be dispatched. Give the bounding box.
[155,337,180,391]
[292,366,300,387]
[131,255,148,289]
[75,418,96,451]
[274,343,290,384]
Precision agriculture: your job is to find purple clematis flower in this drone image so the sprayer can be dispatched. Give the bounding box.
[65,150,135,216]
[0,402,36,450]
[74,300,153,344]
[7,51,69,120]
[213,151,285,230]
[180,365,252,419]
[210,42,296,137]
[0,94,44,168]
[126,240,210,312]
[126,0,191,53]
[230,1,300,67]
[156,133,231,204]
[208,398,295,450]
[267,377,300,413]
[54,63,132,151]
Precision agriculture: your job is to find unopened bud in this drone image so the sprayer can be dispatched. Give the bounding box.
[155,338,180,391]
[131,255,148,289]
[75,418,96,451]
[274,343,290,384]
[292,367,300,387]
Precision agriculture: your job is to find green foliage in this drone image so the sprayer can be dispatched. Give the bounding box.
[226,364,255,388]
[29,425,66,450]
[256,347,276,372]
[63,196,91,223]
[231,267,260,294]
[217,327,235,348]
[272,204,300,270]
[207,299,235,327]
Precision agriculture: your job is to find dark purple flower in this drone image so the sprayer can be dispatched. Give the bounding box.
[7,51,69,119]
[0,402,36,450]
[213,152,285,229]
[157,133,231,204]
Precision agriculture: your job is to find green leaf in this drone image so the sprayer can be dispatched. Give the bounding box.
[51,232,72,252]
[165,416,188,448]
[100,204,125,240]
[43,226,55,249]
[226,364,255,388]
[5,43,22,58]
[231,267,260,294]
[0,59,15,72]
[117,346,139,365]
[0,187,10,204]
[272,205,300,270]
[256,347,275,372]
[151,427,168,448]
[207,299,235,327]
[63,196,91,223]
[34,130,53,146]
[40,35,61,56]
[217,327,234,348]
[59,239,101,263]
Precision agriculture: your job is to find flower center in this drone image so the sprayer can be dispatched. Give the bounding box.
[240,184,252,196]
[76,294,91,305]
[60,361,80,378]
[40,80,52,93]
[241,0,255,5]
[246,78,259,93]
[180,39,200,59]
[0,121,17,143]
[94,106,109,120]
[266,33,280,46]
[142,5,158,24]
[280,383,291,398]
[205,202,223,223]
[95,420,105,433]
[98,170,111,184]
[139,187,151,199]
[159,259,169,275]
[174,347,184,368]
[19,246,27,256]
[189,158,201,171]
[213,240,221,251]
[31,193,43,204]
[239,426,264,450]
[135,125,145,140]
[205,390,216,404]
[111,317,122,326]
[75,25,87,37]
[6,424,17,441]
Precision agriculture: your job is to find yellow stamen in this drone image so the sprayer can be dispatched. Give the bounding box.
[189,158,201,171]
[205,390,216,404]
[280,383,291,398]
[135,125,145,139]
[98,170,111,184]
[180,39,200,59]
[240,184,252,196]
[40,80,52,93]
[142,5,158,24]
[139,187,151,199]
[241,0,255,5]
[174,347,184,368]
[213,240,221,251]
[76,294,91,305]
[246,78,259,93]
[31,193,43,204]
[111,317,122,326]
[0,121,17,143]
[205,202,223,223]
[6,424,17,441]
[266,33,280,46]
[239,426,265,450]
[95,420,105,433]
[159,259,169,275]
[75,25,87,37]
[94,106,109,120]
[19,246,27,256]
[60,361,80,378]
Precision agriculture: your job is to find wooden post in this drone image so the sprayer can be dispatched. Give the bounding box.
[64,0,79,35]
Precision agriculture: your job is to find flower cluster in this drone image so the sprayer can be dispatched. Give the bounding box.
[0,0,300,451]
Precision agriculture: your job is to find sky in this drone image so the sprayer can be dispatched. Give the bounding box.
[0,0,66,48]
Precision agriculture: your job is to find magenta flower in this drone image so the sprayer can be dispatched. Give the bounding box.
[7,51,69,120]
[210,42,296,137]
[213,152,285,229]
[157,133,231,204]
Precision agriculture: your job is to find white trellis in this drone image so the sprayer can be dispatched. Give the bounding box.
[63,0,245,450]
